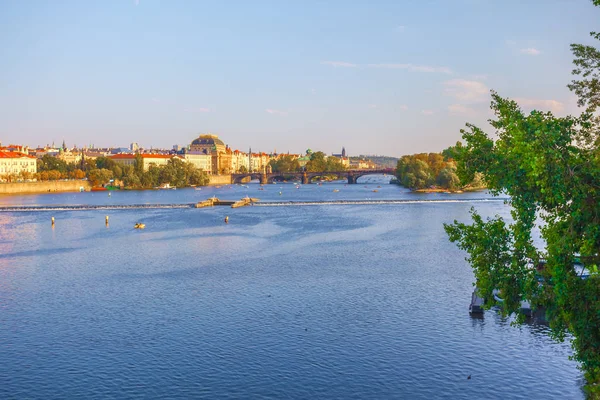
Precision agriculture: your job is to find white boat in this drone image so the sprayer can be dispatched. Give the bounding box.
[157,183,175,190]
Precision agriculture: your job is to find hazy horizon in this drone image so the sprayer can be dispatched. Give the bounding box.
[1,0,596,156]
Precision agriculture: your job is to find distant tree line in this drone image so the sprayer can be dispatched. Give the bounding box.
[395,143,484,191]
[268,152,347,174]
[31,154,209,188]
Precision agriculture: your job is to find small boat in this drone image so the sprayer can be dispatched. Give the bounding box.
[333,189,339,192]
[91,187,107,192]
[157,183,176,190]
[372,190,378,192]
[134,223,145,229]
[492,289,532,316]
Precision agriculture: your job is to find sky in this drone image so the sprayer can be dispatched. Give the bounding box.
[0,0,598,156]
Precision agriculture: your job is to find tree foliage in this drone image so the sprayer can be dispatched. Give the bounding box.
[445,93,600,394]
[445,3,600,393]
[304,151,347,172]
[269,155,301,173]
[395,152,462,190]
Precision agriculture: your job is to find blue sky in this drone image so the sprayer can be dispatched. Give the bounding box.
[0,0,598,156]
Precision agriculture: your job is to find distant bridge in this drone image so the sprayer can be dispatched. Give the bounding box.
[231,168,395,185]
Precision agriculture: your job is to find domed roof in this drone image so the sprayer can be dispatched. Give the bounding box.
[191,134,225,147]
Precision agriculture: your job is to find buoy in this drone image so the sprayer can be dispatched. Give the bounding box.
[105,216,109,225]
[51,217,55,225]
[108,192,111,197]
[224,216,229,223]
[279,191,282,195]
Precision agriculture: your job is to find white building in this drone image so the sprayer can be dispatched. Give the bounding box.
[184,153,212,173]
[0,151,37,179]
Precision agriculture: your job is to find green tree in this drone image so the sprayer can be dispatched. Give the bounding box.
[442,141,464,161]
[305,151,327,172]
[134,154,144,177]
[443,7,600,390]
[395,156,433,189]
[325,156,346,172]
[88,168,114,187]
[269,155,301,173]
[95,156,116,170]
[37,154,68,174]
[436,166,460,190]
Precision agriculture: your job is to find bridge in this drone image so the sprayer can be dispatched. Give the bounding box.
[231,168,395,185]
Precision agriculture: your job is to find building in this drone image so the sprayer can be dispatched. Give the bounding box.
[190,134,226,155]
[349,158,377,169]
[249,151,270,172]
[189,134,231,174]
[0,151,37,180]
[130,142,139,152]
[231,149,250,173]
[184,153,212,173]
[110,154,183,171]
[57,149,82,164]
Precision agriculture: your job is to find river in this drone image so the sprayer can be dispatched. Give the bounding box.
[0,177,584,399]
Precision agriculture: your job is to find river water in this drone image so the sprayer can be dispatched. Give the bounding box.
[0,177,584,399]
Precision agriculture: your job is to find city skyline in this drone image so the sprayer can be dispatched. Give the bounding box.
[1,0,597,156]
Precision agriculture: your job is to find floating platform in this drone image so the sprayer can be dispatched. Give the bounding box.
[195,197,259,208]
[469,290,485,314]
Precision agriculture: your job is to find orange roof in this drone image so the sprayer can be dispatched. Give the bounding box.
[0,151,36,159]
[110,154,173,159]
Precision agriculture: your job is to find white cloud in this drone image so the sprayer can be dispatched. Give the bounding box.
[520,48,541,56]
[421,110,434,115]
[444,79,489,103]
[514,98,564,113]
[265,109,288,116]
[398,105,408,111]
[134,0,140,5]
[321,61,357,68]
[395,25,406,32]
[368,104,378,109]
[184,107,211,113]
[368,63,452,74]
[151,97,160,103]
[448,104,476,115]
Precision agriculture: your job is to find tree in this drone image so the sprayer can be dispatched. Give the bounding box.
[436,166,460,190]
[305,151,327,172]
[444,4,600,389]
[37,154,68,174]
[395,156,433,189]
[442,141,464,161]
[269,155,301,173]
[325,156,346,172]
[88,168,113,187]
[95,156,116,170]
[238,165,248,173]
[134,154,144,177]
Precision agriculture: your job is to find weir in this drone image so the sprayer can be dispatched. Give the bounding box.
[0,198,508,212]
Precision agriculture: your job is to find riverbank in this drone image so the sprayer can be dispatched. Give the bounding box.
[0,181,91,195]
[409,186,487,194]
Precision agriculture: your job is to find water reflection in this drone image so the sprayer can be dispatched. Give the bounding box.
[0,185,584,399]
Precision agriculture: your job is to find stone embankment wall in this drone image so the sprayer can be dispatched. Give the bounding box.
[208,175,232,186]
[0,181,92,195]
